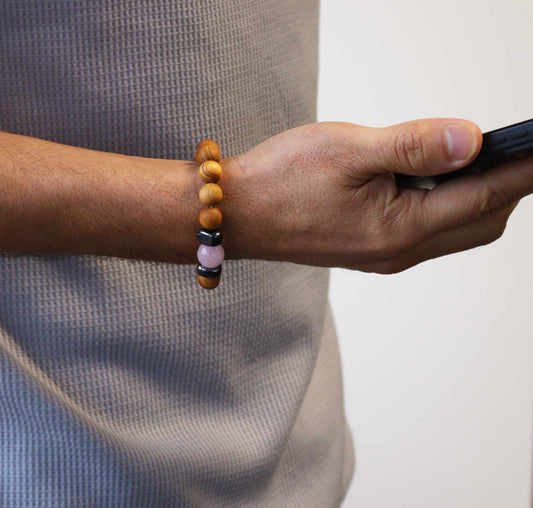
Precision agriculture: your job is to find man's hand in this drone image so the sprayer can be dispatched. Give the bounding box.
[221,118,532,273]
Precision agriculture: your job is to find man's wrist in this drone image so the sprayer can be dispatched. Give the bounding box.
[0,130,265,266]
[216,154,259,262]
[116,155,200,265]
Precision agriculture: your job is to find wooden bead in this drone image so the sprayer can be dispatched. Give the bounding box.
[194,139,221,163]
[199,160,222,183]
[199,183,223,206]
[199,207,223,229]
[196,139,214,151]
[196,273,220,290]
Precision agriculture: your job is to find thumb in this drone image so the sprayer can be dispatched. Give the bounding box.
[362,118,482,176]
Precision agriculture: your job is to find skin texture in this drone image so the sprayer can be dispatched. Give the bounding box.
[0,117,530,274]
[220,118,530,274]
[0,131,200,264]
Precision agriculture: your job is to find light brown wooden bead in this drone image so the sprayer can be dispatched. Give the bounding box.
[199,183,223,206]
[194,139,221,163]
[198,160,222,183]
[196,139,214,151]
[199,208,223,229]
[196,274,220,290]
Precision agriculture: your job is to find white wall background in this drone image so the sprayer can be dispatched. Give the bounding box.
[317,1,533,507]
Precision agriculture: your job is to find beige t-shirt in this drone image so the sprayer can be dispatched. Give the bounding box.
[0,1,354,505]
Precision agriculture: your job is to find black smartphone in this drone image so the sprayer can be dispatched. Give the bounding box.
[395,117,533,190]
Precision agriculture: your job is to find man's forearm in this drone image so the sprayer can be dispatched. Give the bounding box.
[0,131,206,264]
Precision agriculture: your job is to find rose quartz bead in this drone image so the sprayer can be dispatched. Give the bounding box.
[197,244,225,268]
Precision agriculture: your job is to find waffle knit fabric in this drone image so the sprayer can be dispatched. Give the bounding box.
[0,1,355,506]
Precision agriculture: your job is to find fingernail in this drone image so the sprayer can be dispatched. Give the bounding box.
[445,123,478,161]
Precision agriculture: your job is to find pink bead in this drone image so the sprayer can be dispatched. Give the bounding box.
[197,244,225,268]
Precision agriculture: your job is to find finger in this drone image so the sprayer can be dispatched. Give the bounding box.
[506,198,521,214]
[353,117,482,176]
[415,152,533,237]
[370,200,518,274]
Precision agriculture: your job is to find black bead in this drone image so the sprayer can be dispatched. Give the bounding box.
[197,228,223,246]
[196,263,222,279]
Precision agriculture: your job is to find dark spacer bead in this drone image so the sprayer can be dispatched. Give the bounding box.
[196,263,222,279]
[197,228,223,246]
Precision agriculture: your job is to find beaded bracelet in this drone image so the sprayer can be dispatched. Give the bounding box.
[195,139,224,290]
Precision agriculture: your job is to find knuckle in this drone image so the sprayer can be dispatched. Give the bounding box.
[475,220,507,248]
[364,229,406,259]
[360,193,420,260]
[478,183,508,219]
[393,127,427,172]
[503,199,520,218]
[381,199,418,253]
[492,218,508,241]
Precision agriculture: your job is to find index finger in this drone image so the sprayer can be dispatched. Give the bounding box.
[407,152,533,237]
